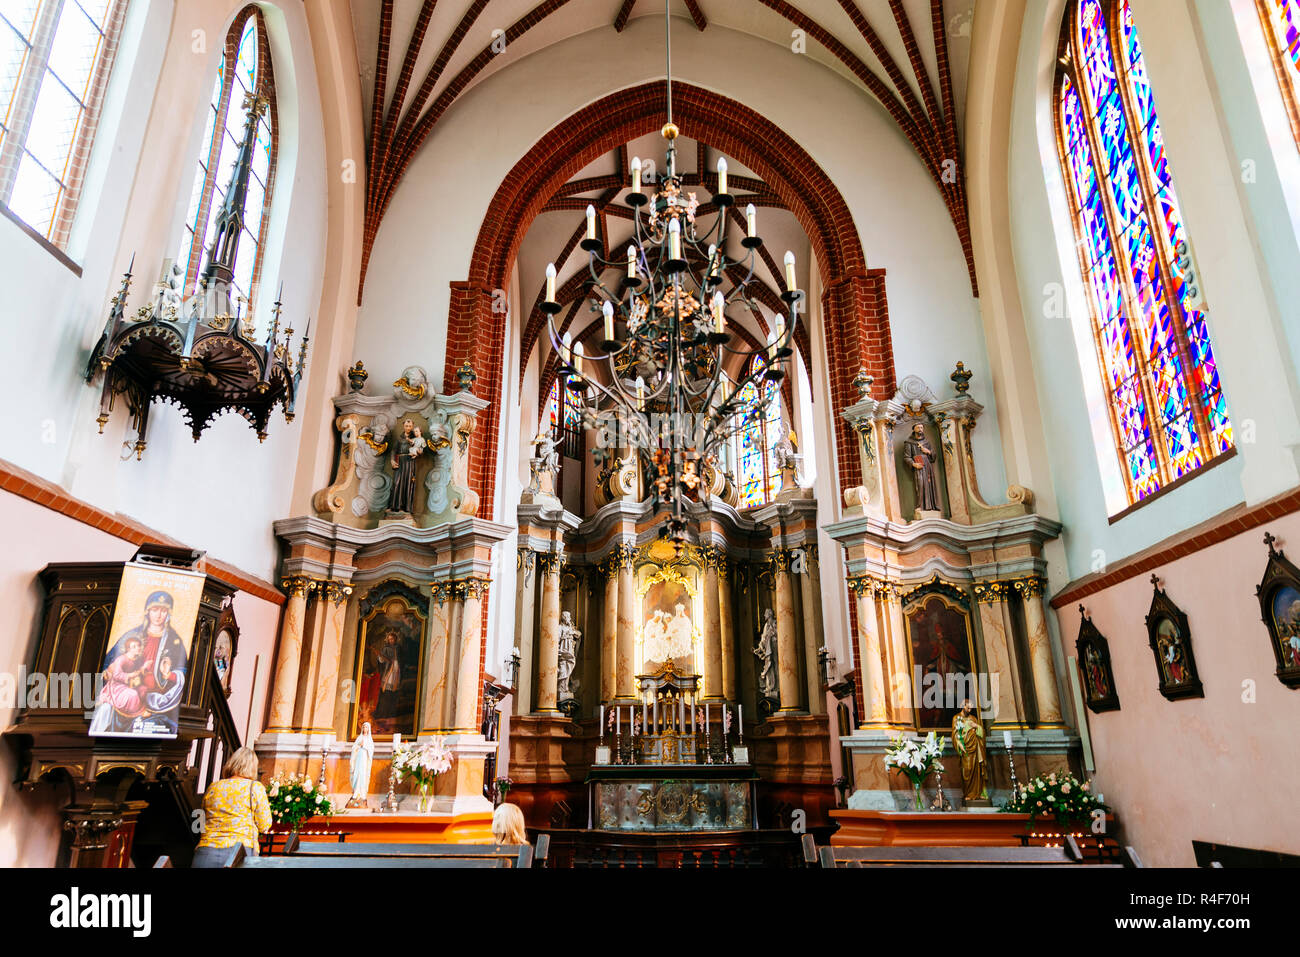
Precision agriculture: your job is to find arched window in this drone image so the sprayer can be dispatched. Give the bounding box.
[735,355,785,509]
[0,0,130,249]
[1257,0,1300,146]
[176,6,277,310]
[1054,0,1233,508]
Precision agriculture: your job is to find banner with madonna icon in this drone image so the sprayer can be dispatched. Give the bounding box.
[89,561,205,738]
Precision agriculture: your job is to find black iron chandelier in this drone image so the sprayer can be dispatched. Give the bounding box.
[86,92,308,458]
[543,0,802,540]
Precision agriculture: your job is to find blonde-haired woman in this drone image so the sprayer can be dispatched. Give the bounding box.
[492,802,528,846]
[192,746,272,866]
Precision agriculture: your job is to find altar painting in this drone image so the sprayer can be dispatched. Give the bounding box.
[352,596,424,737]
[905,592,976,731]
[638,564,700,674]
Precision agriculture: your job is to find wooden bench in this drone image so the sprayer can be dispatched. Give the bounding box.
[239,854,510,868]
[283,832,549,869]
[817,837,1095,868]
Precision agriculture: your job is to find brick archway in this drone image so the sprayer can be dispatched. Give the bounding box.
[447,81,894,515]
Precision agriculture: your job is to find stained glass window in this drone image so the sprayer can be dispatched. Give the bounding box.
[1055,0,1233,507]
[0,0,129,248]
[176,6,276,311]
[735,355,785,509]
[1258,0,1300,146]
[543,378,560,433]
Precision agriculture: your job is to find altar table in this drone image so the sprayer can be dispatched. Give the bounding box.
[586,765,759,831]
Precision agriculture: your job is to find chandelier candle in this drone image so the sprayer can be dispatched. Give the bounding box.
[716,157,727,195]
[631,156,641,194]
[586,204,597,242]
[545,262,556,303]
[746,203,756,238]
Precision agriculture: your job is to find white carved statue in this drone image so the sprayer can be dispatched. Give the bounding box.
[755,608,779,700]
[557,611,582,700]
[348,722,374,807]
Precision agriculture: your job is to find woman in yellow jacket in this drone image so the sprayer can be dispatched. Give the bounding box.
[192,746,272,866]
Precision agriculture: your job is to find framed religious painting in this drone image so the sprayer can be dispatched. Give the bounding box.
[212,598,239,697]
[90,561,206,738]
[637,558,701,677]
[1075,607,1120,713]
[1144,577,1204,701]
[351,581,427,738]
[903,581,977,730]
[1255,533,1300,689]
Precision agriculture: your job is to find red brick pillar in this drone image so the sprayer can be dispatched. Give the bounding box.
[444,280,505,518]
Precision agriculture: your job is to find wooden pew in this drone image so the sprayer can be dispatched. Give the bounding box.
[239,855,510,868]
[817,843,1088,868]
[283,832,535,868]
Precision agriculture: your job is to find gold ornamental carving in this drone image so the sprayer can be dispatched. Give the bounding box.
[973,580,1012,604]
[1011,576,1046,599]
[281,576,316,599]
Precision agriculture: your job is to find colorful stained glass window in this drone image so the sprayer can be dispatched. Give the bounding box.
[0,0,128,246]
[1260,0,1300,140]
[735,355,785,509]
[543,378,560,432]
[176,7,276,311]
[1055,0,1233,507]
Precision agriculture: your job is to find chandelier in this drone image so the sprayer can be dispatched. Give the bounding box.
[86,92,308,458]
[543,1,802,540]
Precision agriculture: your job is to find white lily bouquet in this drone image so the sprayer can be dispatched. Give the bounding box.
[883,732,945,809]
[391,738,453,812]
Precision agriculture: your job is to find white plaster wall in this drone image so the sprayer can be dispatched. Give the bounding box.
[1005,0,1300,580]
[0,0,328,580]
[353,16,1010,534]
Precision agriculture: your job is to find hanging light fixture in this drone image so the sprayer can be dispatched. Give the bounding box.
[544,0,802,540]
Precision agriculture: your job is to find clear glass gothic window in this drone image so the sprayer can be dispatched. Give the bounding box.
[0,0,130,248]
[735,355,784,509]
[176,6,276,310]
[1257,0,1300,146]
[1054,0,1233,508]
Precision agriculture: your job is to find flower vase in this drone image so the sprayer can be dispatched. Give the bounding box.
[913,782,924,810]
[418,782,431,813]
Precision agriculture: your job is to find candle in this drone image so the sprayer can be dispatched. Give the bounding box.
[573,342,584,376]
[738,704,743,733]
[746,203,756,238]
[1003,730,1013,750]
[393,733,400,747]
[707,243,719,279]
[627,244,637,281]
[669,219,681,260]
[653,696,658,733]
[705,702,710,731]
[586,203,596,241]
[784,250,796,291]
[545,262,556,303]
[716,156,728,195]
[642,698,647,732]
[691,700,696,736]
[600,704,605,735]
[616,708,620,737]
[712,291,726,333]
[635,375,645,407]
[602,300,615,341]
[631,156,641,193]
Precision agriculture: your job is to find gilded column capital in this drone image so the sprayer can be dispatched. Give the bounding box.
[453,577,491,601]
[430,580,454,605]
[605,543,635,575]
[1011,576,1046,599]
[535,551,563,577]
[846,575,875,597]
[281,576,316,599]
[320,580,354,605]
[973,580,1012,604]
[770,548,793,574]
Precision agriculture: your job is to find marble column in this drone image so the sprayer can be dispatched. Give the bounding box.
[975,581,1025,727]
[774,551,801,711]
[420,583,455,733]
[266,577,314,731]
[798,545,825,715]
[718,560,737,702]
[703,548,723,700]
[1016,577,1062,725]
[535,554,562,713]
[615,546,636,699]
[849,577,889,727]
[882,585,913,725]
[513,548,537,715]
[305,581,352,732]
[601,560,618,703]
[454,579,488,731]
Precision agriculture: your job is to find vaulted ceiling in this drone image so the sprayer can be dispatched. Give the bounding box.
[350,0,979,300]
